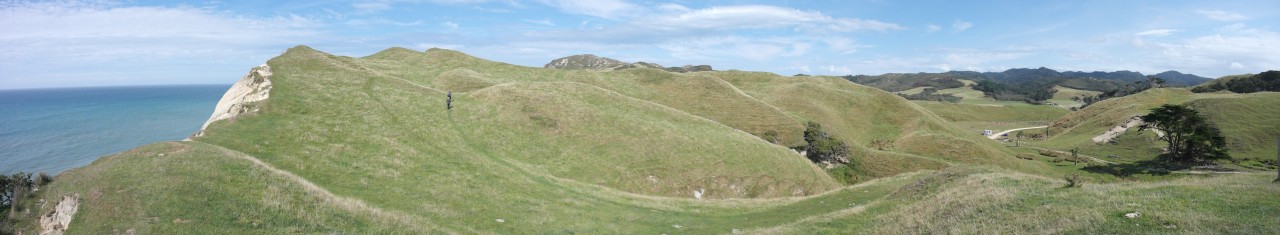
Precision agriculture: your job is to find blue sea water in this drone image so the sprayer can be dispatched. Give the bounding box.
[0,85,229,174]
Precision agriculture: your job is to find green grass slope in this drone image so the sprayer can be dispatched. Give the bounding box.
[1048,85,1102,109]
[1186,92,1280,162]
[18,142,421,234]
[757,167,1280,234]
[465,81,838,197]
[1041,88,1278,166]
[914,102,1068,123]
[197,45,838,200]
[1043,88,1195,148]
[361,48,808,146]
[709,72,1053,177]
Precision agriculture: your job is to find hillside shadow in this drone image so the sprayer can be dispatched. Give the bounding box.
[1081,159,1192,178]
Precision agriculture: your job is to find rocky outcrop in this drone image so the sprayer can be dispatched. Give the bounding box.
[663,64,713,73]
[543,54,627,70]
[193,64,273,137]
[617,61,664,70]
[39,194,79,235]
[544,55,713,73]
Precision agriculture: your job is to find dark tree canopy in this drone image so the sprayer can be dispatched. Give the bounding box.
[802,122,851,165]
[1191,70,1280,93]
[1138,104,1229,163]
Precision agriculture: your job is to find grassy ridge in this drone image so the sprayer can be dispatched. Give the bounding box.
[1042,88,1195,148]
[19,142,419,234]
[710,72,1056,177]
[1041,88,1278,163]
[914,101,1068,123]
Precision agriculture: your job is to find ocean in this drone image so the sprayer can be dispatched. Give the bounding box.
[0,85,229,175]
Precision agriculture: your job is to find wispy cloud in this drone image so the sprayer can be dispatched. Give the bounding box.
[650,5,902,32]
[538,0,640,19]
[523,18,556,26]
[1135,29,1179,37]
[1196,10,1248,21]
[0,1,323,88]
[353,0,494,14]
[345,18,423,26]
[1151,29,1280,73]
[926,24,941,33]
[951,20,973,32]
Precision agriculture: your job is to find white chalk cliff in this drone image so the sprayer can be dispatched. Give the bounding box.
[193,64,273,137]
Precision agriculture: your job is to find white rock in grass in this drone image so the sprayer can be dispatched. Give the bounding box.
[496,218,505,223]
[1124,212,1141,218]
[693,188,704,199]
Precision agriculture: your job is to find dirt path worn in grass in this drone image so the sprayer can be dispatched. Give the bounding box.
[988,126,1047,140]
[202,142,443,233]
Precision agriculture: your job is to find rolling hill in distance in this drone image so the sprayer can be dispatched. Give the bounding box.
[8,47,1280,234]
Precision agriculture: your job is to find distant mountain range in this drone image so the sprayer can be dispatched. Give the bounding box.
[544,54,713,73]
[846,67,1212,93]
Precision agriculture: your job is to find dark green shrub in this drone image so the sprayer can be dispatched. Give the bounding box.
[761,130,780,144]
[1064,173,1084,188]
[802,122,851,165]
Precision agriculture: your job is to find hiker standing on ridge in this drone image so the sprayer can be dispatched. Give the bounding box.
[447,90,453,110]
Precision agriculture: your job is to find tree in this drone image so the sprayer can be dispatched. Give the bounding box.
[1137,104,1230,163]
[1147,76,1166,88]
[2,172,34,219]
[802,122,851,165]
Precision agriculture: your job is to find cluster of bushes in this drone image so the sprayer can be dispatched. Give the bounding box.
[1191,70,1280,93]
[787,122,859,184]
[1015,153,1036,160]
[1076,77,1163,109]
[1038,149,1089,165]
[798,122,852,165]
[911,77,966,90]
[971,80,1056,103]
[2,172,52,231]
[897,88,962,103]
[1015,130,1047,141]
[844,74,975,92]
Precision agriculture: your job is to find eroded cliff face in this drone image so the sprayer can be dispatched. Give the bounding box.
[193,64,273,137]
[38,194,79,235]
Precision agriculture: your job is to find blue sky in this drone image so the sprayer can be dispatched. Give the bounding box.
[2,0,1277,89]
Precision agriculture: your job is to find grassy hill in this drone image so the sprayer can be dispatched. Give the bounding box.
[1186,92,1280,164]
[1038,87,1279,167]
[1047,85,1102,109]
[898,79,1069,134]
[8,46,1278,234]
